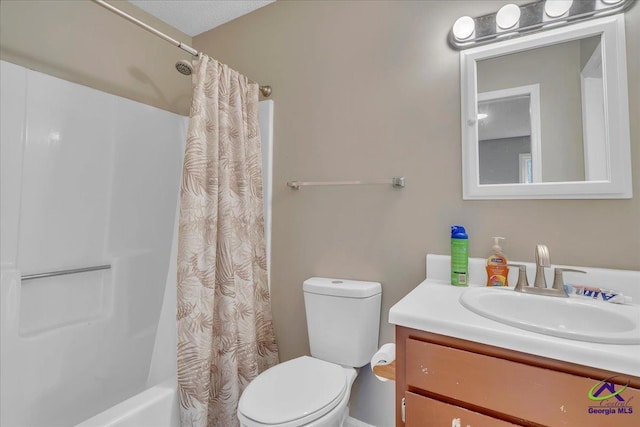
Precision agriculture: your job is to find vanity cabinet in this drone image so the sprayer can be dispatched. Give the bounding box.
[405,393,518,427]
[396,326,640,427]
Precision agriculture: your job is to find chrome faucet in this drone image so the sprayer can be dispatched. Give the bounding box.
[512,245,585,297]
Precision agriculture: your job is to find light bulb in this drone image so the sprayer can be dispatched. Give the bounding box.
[544,0,573,18]
[496,4,521,30]
[452,16,475,41]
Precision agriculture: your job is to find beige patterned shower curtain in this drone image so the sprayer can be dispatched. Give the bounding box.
[177,55,279,427]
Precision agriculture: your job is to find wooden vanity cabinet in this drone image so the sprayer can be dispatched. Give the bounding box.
[395,326,640,427]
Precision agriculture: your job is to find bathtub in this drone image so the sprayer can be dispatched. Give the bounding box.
[75,377,179,427]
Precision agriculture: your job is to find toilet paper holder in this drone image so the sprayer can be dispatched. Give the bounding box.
[372,360,396,381]
[371,343,396,381]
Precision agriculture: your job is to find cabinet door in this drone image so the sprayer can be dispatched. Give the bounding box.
[406,339,640,426]
[405,392,519,427]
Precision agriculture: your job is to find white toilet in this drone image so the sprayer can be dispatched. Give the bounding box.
[238,277,382,427]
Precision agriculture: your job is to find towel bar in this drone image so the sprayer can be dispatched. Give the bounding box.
[287,176,405,190]
[21,264,111,281]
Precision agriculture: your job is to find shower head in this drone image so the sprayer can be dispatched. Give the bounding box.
[174,58,272,97]
[175,60,193,76]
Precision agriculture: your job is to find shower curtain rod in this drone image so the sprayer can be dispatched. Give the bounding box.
[91,0,272,97]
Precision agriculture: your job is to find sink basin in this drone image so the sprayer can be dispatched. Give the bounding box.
[459,287,640,345]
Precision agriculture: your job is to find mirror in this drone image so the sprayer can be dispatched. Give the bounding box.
[461,15,631,199]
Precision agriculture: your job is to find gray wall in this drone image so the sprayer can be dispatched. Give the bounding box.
[194,1,640,425]
[479,136,531,184]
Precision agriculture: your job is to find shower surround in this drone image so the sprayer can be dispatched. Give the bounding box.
[0,60,187,427]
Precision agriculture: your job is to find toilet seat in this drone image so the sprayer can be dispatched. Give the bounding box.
[238,356,347,426]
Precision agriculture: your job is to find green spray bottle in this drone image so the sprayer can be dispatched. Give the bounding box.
[451,225,469,286]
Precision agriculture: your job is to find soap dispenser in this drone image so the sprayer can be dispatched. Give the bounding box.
[486,237,509,287]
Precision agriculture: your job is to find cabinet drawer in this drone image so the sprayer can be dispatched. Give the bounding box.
[405,392,519,427]
[406,339,640,426]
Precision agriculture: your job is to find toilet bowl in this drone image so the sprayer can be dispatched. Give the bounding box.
[238,278,382,427]
[238,356,357,427]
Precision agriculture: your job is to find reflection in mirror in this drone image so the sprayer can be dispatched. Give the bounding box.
[478,85,541,184]
[476,36,602,184]
[460,15,632,199]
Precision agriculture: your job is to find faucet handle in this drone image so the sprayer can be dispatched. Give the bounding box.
[508,264,529,291]
[552,268,587,295]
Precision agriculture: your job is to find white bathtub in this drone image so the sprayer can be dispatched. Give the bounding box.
[75,377,179,427]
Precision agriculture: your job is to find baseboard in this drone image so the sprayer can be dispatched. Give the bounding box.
[345,417,376,427]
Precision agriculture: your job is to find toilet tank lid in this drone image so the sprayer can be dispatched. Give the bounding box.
[303,277,381,298]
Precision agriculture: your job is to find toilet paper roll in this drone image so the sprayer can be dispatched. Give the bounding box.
[370,343,396,382]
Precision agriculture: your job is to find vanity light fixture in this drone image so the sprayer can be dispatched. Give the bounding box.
[452,16,475,41]
[496,4,521,30]
[544,0,573,18]
[448,0,635,50]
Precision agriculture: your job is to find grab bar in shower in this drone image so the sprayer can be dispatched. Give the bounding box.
[21,264,111,281]
[287,176,406,190]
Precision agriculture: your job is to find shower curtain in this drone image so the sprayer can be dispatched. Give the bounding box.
[177,55,279,427]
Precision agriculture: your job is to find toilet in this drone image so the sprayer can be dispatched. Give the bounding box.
[238,277,382,427]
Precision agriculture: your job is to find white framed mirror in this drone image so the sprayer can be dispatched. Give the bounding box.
[461,15,632,199]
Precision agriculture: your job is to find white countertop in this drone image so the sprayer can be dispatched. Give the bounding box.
[388,255,640,377]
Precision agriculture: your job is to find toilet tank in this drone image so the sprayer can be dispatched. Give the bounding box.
[303,277,382,368]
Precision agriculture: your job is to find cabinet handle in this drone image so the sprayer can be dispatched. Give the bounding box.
[401,396,406,423]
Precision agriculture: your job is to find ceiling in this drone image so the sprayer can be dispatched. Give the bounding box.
[127,0,275,37]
